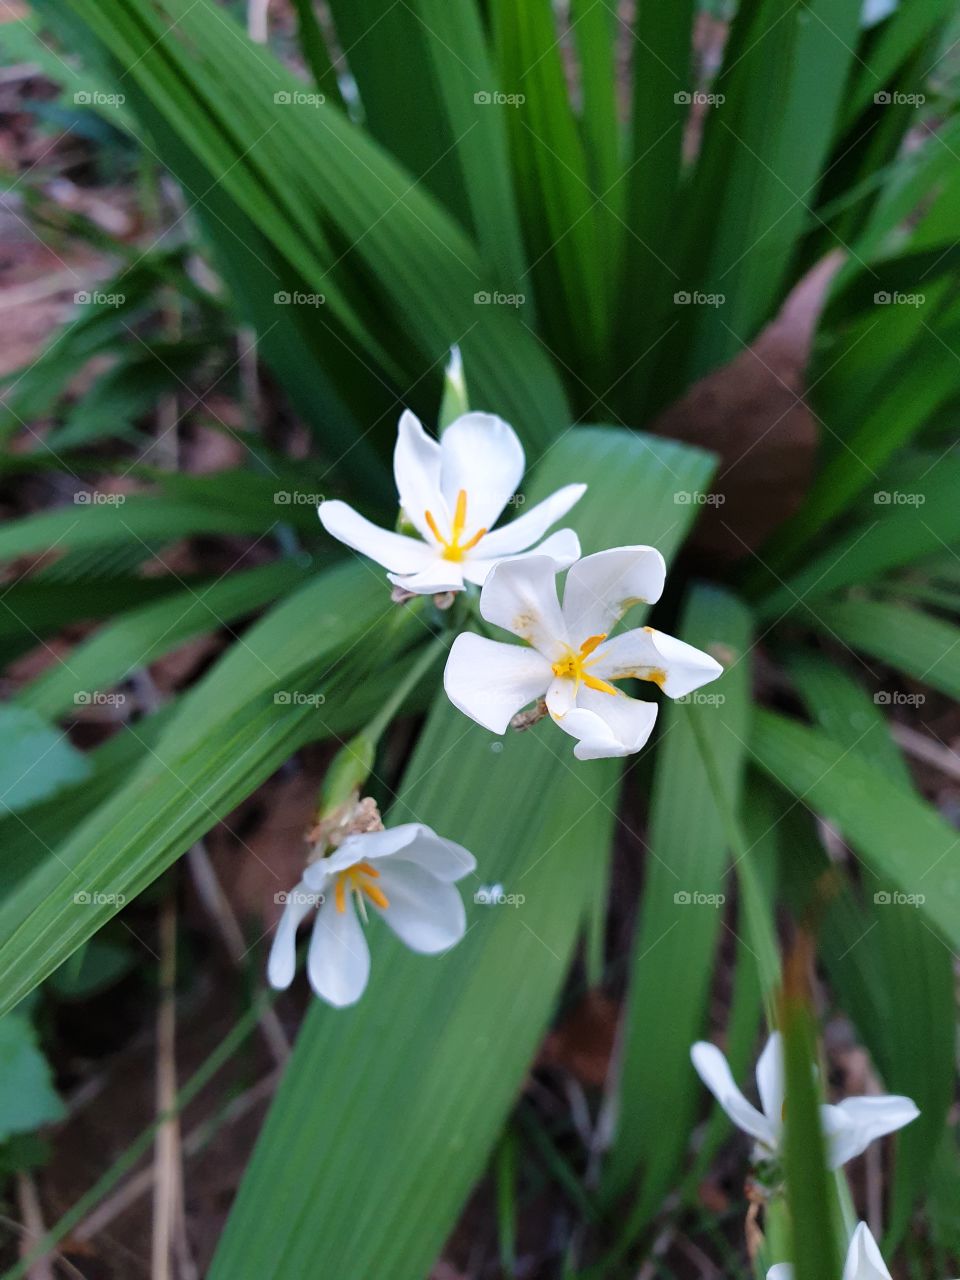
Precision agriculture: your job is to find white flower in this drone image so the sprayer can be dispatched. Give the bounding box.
[768,1222,892,1280]
[267,823,476,1007]
[691,1033,919,1170]
[443,549,723,760]
[318,409,585,594]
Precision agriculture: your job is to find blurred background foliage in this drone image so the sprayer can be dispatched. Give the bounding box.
[0,0,958,1275]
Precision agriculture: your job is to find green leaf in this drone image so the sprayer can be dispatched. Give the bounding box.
[782,988,841,1280]
[0,563,414,1015]
[757,454,960,614]
[37,0,570,466]
[16,559,309,721]
[786,651,954,1244]
[750,709,960,954]
[601,586,754,1213]
[209,426,717,1280]
[0,1016,65,1143]
[808,597,960,700]
[0,706,90,813]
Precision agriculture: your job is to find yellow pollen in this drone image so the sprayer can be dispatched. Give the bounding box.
[333,860,390,915]
[551,633,617,696]
[424,488,487,562]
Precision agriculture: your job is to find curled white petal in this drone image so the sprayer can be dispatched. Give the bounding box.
[394,409,446,543]
[690,1041,778,1150]
[561,546,666,641]
[440,412,525,532]
[823,1094,920,1169]
[444,633,552,734]
[387,561,465,595]
[479,554,568,660]
[332,824,476,882]
[307,895,371,1007]
[552,687,658,760]
[461,527,581,587]
[374,861,468,953]
[477,483,587,558]
[266,882,315,990]
[767,1265,794,1280]
[755,1032,785,1129]
[591,626,723,698]
[318,500,434,574]
[843,1223,893,1280]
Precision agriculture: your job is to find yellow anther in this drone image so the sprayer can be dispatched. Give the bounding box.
[551,633,616,695]
[424,489,486,562]
[333,860,390,915]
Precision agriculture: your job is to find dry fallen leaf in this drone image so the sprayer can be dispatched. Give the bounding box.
[651,252,843,560]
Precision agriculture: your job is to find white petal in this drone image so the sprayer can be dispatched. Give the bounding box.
[374,860,468,953]
[552,686,658,761]
[444,633,551,734]
[266,882,314,990]
[318,500,433,573]
[306,895,370,1007]
[561,546,666,641]
[756,1032,785,1130]
[460,528,581,587]
[843,1224,893,1280]
[387,559,464,595]
[331,824,476,882]
[394,409,446,543]
[545,675,577,719]
[477,484,587,557]
[767,1266,794,1280]
[440,412,525,532]
[591,627,723,698]
[690,1041,779,1150]
[479,554,567,660]
[823,1094,920,1168]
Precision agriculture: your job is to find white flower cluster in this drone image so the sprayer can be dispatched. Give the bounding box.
[269,406,722,1007]
[691,1033,921,1279]
[322,408,723,760]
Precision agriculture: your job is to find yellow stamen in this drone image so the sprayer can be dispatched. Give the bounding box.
[424,509,444,544]
[551,633,616,695]
[333,861,390,915]
[423,488,487,562]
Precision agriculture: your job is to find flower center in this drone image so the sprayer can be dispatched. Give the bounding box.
[333,860,389,915]
[424,488,487,562]
[551,633,617,695]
